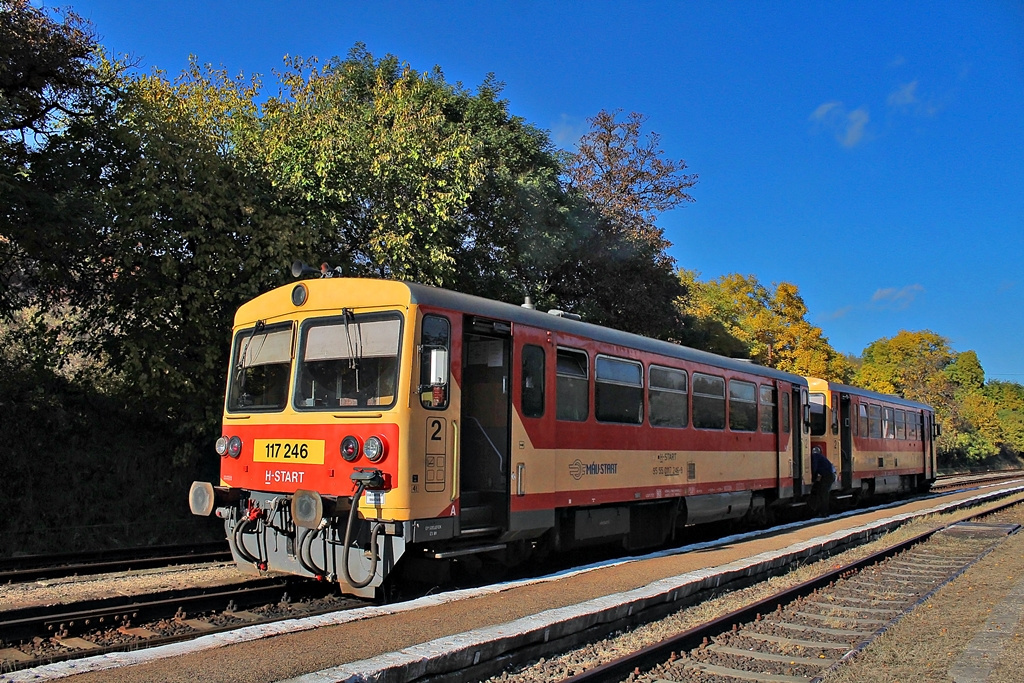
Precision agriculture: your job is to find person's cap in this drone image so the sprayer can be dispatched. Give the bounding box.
[811,445,822,455]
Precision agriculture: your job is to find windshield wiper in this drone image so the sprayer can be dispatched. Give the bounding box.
[234,319,267,401]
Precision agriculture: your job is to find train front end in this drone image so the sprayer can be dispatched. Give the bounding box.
[188,277,421,597]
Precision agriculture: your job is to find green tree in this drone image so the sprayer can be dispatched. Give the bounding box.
[855,330,955,401]
[6,60,301,465]
[260,48,485,287]
[678,271,851,380]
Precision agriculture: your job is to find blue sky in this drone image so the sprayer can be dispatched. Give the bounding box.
[65,1,1024,380]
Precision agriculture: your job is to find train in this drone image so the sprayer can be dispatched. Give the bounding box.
[188,269,937,597]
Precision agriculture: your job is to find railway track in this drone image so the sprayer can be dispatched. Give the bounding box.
[0,542,231,584]
[560,500,1023,683]
[0,576,363,672]
[2,474,1020,677]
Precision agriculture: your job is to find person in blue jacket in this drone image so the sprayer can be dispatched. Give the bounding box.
[810,445,836,516]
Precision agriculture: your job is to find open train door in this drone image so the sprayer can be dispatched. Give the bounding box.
[458,316,512,537]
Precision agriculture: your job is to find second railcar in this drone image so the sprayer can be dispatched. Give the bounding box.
[807,377,937,500]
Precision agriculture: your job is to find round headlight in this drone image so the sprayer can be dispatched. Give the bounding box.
[291,283,308,307]
[227,435,243,458]
[215,436,229,456]
[340,435,360,461]
[364,436,385,462]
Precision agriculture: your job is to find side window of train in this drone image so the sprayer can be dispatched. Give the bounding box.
[556,348,589,421]
[883,407,895,438]
[858,404,869,436]
[419,315,451,410]
[729,380,757,431]
[781,392,791,433]
[868,404,882,438]
[649,365,688,428]
[692,373,725,430]
[759,385,776,433]
[908,412,919,440]
[521,345,545,418]
[895,409,906,439]
[595,355,643,424]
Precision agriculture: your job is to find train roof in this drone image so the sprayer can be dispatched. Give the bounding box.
[392,279,807,386]
[806,377,933,412]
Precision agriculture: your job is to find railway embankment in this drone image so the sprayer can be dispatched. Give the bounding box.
[4,479,1021,683]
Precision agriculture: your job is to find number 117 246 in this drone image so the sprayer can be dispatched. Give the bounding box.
[253,439,325,464]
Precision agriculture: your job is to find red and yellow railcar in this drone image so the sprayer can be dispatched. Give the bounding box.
[189,274,925,596]
[807,377,937,500]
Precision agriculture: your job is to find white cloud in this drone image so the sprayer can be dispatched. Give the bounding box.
[842,108,869,147]
[887,81,919,108]
[809,101,870,148]
[809,101,842,121]
[871,284,925,310]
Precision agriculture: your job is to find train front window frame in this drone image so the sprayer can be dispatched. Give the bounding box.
[692,372,726,430]
[556,348,589,422]
[649,365,688,428]
[729,379,757,432]
[595,355,643,424]
[293,312,403,411]
[226,322,294,413]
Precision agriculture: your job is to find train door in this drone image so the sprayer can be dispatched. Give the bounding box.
[792,386,804,491]
[839,393,853,489]
[459,316,511,536]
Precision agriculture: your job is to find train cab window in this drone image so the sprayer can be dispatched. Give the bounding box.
[809,393,827,437]
[781,393,791,433]
[907,412,919,440]
[521,345,545,418]
[868,404,882,438]
[692,373,726,430]
[649,365,688,428]
[556,348,589,421]
[729,380,757,431]
[595,356,643,424]
[895,410,906,439]
[295,313,402,410]
[759,385,777,433]
[227,323,294,412]
[883,407,895,439]
[418,315,451,410]
[858,404,869,436]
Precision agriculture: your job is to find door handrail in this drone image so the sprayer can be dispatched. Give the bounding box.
[451,420,460,502]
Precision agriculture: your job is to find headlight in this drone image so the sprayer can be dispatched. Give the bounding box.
[340,435,360,461]
[364,436,385,462]
[227,435,243,458]
[215,436,229,456]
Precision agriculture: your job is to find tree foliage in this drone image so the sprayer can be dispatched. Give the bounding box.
[855,331,1024,463]
[677,271,852,381]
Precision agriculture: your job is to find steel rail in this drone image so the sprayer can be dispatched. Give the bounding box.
[0,541,231,584]
[559,495,1024,683]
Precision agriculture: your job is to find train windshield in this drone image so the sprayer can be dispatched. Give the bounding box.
[294,312,402,410]
[227,323,294,412]
[809,392,827,436]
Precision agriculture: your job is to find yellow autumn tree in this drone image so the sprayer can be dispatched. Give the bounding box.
[677,271,852,381]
